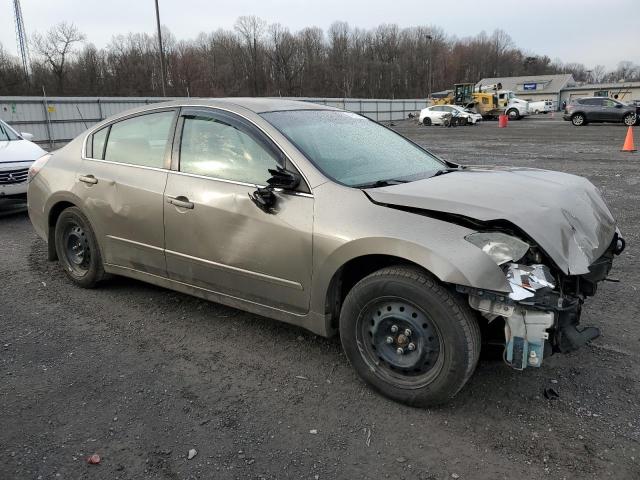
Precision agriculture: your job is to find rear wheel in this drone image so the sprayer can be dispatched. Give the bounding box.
[339,266,481,407]
[571,113,586,126]
[623,113,637,126]
[54,207,105,288]
[423,117,432,126]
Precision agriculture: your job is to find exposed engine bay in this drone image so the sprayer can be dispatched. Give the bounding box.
[459,231,625,370]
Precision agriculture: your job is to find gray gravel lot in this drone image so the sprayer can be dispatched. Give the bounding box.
[1,115,639,479]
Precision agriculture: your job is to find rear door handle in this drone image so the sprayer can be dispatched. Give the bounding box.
[79,175,98,185]
[167,195,194,209]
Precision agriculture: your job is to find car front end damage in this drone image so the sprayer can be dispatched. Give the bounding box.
[459,230,625,370]
[364,166,626,371]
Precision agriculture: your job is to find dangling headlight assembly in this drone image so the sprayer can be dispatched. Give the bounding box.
[465,232,530,265]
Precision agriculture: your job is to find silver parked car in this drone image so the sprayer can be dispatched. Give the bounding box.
[27,99,625,406]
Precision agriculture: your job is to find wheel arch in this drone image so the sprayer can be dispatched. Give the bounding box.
[315,238,509,334]
[45,194,85,261]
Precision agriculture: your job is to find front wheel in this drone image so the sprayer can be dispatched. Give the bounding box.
[623,113,637,126]
[54,206,105,288]
[423,117,432,126]
[339,266,481,407]
[507,109,520,120]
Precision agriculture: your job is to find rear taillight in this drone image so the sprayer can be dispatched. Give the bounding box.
[27,153,51,183]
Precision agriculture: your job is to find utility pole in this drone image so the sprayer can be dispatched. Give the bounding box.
[424,33,433,98]
[154,0,167,96]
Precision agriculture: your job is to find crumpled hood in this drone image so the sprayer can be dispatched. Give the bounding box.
[366,167,617,275]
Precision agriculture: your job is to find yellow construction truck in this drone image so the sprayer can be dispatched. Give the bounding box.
[433,83,530,119]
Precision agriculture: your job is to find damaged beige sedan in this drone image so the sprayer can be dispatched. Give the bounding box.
[27,99,625,406]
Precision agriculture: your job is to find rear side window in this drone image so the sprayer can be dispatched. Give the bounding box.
[179,114,280,185]
[90,126,109,160]
[581,98,602,106]
[103,111,175,168]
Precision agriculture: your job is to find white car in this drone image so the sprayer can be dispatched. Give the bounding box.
[0,119,46,199]
[529,100,554,114]
[419,105,482,126]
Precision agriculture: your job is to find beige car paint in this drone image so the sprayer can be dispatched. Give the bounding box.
[27,98,615,338]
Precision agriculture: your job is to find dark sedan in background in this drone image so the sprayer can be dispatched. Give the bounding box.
[564,97,639,126]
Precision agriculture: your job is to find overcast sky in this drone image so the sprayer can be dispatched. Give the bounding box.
[1,0,638,71]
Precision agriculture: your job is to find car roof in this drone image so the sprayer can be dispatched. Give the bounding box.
[156,97,340,114]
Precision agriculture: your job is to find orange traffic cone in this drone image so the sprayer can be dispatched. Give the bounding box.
[621,126,637,152]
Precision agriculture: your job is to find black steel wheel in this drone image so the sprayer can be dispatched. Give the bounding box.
[358,299,444,387]
[340,266,481,406]
[54,206,105,288]
[423,117,432,126]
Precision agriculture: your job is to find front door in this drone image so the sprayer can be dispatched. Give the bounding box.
[163,108,313,314]
[601,98,622,121]
[78,109,177,276]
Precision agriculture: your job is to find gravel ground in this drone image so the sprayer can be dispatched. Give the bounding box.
[1,115,639,479]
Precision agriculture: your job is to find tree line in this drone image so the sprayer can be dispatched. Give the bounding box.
[1,17,638,98]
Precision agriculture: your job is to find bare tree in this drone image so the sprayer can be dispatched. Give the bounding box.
[31,22,86,93]
[234,15,267,95]
[2,16,632,99]
[591,65,606,83]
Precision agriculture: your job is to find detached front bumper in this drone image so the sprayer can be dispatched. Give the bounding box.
[460,231,625,370]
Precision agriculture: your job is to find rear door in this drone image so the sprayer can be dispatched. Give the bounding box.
[163,108,313,313]
[584,98,605,120]
[79,109,177,276]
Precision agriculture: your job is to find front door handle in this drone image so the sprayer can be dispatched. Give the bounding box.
[79,175,98,185]
[167,196,194,209]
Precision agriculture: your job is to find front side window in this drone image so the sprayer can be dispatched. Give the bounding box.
[103,111,175,168]
[262,110,444,187]
[179,114,280,185]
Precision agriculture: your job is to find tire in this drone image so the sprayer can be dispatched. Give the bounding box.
[339,266,481,407]
[623,113,637,126]
[507,109,519,120]
[460,117,468,126]
[443,118,451,127]
[423,117,432,126]
[571,113,586,126]
[54,206,105,288]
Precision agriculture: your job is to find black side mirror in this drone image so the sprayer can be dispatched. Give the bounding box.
[615,104,622,108]
[249,186,277,214]
[266,166,300,190]
[249,166,301,214]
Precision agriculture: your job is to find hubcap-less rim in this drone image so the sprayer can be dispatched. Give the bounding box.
[573,115,584,125]
[625,114,636,126]
[64,223,91,275]
[357,298,443,388]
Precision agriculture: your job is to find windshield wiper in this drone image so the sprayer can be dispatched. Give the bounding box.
[430,168,463,178]
[354,179,408,189]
